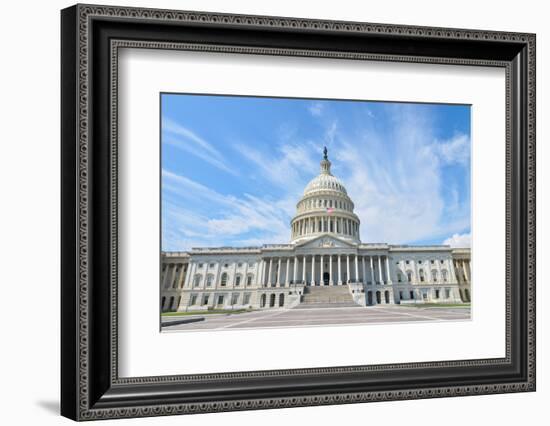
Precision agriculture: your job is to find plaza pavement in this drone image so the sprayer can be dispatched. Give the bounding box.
[161,305,471,332]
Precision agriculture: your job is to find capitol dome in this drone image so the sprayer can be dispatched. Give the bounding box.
[290,147,361,244]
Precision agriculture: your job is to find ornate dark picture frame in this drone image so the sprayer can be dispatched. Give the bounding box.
[61,3,536,421]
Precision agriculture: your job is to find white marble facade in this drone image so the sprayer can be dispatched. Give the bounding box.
[161,150,471,312]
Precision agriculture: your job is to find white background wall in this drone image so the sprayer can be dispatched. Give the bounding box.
[0,0,547,424]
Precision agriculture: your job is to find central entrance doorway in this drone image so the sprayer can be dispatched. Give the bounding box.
[323,272,330,286]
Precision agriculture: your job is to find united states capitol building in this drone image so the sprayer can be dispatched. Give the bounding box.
[161,149,471,312]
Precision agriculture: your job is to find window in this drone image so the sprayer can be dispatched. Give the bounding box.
[248,262,254,267]
[231,293,239,305]
[238,262,243,267]
[246,275,253,286]
[193,274,201,287]
[235,275,241,286]
[399,291,403,300]
[198,263,203,268]
[206,274,214,287]
[431,260,435,264]
[190,294,197,305]
[407,270,412,283]
[202,294,209,305]
[220,272,228,286]
[209,263,215,268]
[243,293,251,305]
[445,288,451,299]
[410,291,414,300]
[432,269,438,282]
[442,269,448,282]
[435,289,440,299]
[397,272,402,283]
[418,260,423,264]
[406,260,410,264]
[217,295,224,306]
[419,269,425,282]
[224,263,229,268]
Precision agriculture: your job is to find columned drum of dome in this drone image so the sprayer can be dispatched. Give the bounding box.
[290,148,361,244]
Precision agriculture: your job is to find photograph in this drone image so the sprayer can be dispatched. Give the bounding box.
[159,94,472,332]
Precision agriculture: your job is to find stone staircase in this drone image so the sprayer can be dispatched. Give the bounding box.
[295,285,360,309]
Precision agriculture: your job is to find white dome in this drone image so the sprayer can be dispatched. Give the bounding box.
[303,173,347,195]
[290,148,361,244]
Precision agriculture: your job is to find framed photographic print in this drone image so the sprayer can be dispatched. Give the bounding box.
[61,4,536,421]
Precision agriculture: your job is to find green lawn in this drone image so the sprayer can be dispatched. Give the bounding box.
[162,309,254,317]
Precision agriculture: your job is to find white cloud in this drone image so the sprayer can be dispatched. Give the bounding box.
[332,105,470,244]
[443,233,471,247]
[234,141,318,191]
[162,169,293,250]
[162,103,471,250]
[435,133,470,166]
[162,117,236,175]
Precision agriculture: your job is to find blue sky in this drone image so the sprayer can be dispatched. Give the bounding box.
[161,93,471,251]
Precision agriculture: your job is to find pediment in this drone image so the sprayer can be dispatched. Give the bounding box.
[296,234,358,249]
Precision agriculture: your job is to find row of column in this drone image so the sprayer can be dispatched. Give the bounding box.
[291,216,359,239]
[454,259,471,283]
[258,254,391,287]
[161,263,186,289]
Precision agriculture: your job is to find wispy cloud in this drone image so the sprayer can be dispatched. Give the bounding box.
[233,141,318,191]
[434,133,470,166]
[308,101,325,117]
[328,104,470,244]
[162,169,293,249]
[162,117,236,175]
[161,97,470,251]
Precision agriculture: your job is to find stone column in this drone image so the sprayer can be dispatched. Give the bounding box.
[369,256,376,285]
[311,255,315,286]
[361,256,366,284]
[285,257,290,287]
[346,254,350,284]
[214,262,221,289]
[449,259,457,284]
[183,263,192,287]
[268,258,273,287]
[465,260,471,282]
[385,256,391,284]
[338,254,342,285]
[261,259,267,286]
[203,262,210,289]
[178,264,187,288]
[320,255,324,285]
[293,256,298,284]
[354,255,359,283]
[378,256,383,284]
[302,255,306,284]
[232,261,238,287]
[276,258,281,287]
[243,261,249,287]
[257,259,263,286]
[163,264,172,289]
[329,255,333,285]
